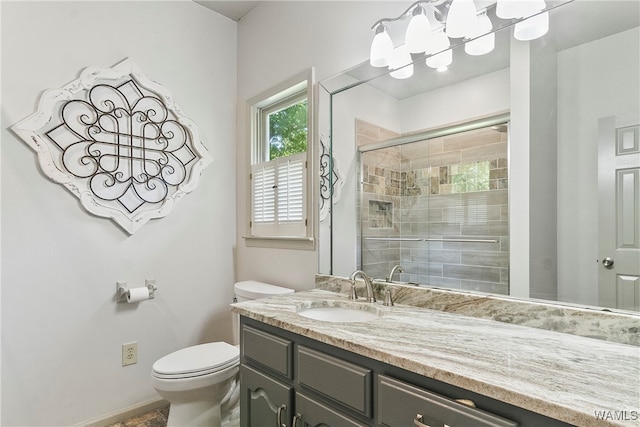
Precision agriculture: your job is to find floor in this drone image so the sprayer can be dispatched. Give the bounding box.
[104,404,240,427]
[105,405,169,427]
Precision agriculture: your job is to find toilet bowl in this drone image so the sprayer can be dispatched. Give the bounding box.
[151,281,294,427]
[151,342,239,427]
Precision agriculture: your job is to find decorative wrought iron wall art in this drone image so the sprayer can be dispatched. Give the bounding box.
[319,135,344,221]
[11,58,212,234]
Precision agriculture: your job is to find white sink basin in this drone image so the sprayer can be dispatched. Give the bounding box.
[297,304,380,323]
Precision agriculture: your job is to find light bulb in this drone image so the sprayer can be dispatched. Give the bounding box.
[370,25,394,67]
[514,11,549,40]
[465,32,495,55]
[426,28,452,69]
[405,6,432,54]
[427,50,453,69]
[389,45,414,79]
[496,0,518,19]
[465,11,494,56]
[446,0,479,39]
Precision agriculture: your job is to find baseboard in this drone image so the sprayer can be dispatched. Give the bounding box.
[76,398,168,427]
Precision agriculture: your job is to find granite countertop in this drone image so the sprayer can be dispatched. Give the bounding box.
[231,289,640,427]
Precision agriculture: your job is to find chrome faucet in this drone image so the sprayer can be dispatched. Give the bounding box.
[386,265,404,282]
[348,270,376,303]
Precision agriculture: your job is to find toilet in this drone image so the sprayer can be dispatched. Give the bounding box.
[232,280,295,345]
[151,281,294,427]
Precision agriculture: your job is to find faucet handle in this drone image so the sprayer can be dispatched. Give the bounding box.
[349,281,358,300]
[383,289,394,306]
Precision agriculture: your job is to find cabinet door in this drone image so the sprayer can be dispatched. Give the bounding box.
[297,346,372,417]
[243,325,293,379]
[293,393,370,427]
[378,375,518,427]
[241,365,293,427]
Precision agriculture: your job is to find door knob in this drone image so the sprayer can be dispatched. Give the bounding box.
[602,257,615,268]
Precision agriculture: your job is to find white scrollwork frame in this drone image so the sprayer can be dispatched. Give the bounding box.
[11,58,212,234]
[319,134,344,222]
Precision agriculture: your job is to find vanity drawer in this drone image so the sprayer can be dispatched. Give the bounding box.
[297,345,373,417]
[378,375,518,427]
[242,325,293,379]
[295,392,370,427]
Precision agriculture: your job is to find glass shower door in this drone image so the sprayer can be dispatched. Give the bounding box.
[359,123,509,294]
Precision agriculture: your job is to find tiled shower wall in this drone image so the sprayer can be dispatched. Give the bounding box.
[357,120,509,294]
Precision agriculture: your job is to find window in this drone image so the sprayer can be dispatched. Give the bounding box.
[246,69,315,249]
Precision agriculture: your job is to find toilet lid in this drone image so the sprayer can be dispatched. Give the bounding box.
[152,342,239,378]
[234,280,294,300]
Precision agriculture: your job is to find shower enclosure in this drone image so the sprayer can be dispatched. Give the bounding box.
[358,119,510,294]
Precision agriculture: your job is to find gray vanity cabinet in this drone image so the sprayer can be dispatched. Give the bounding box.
[240,322,371,427]
[294,393,369,427]
[240,317,571,427]
[297,346,373,418]
[378,375,517,427]
[241,364,293,426]
[240,325,295,426]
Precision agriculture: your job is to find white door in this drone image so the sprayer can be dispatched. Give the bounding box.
[598,112,640,311]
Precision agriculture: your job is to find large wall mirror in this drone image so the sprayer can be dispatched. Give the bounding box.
[318,0,640,312]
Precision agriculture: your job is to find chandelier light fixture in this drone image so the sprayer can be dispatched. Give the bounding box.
[369,0,551,79]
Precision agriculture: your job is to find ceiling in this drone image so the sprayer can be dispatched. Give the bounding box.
[194,0,260,21]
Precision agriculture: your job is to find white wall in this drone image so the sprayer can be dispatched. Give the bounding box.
[509,35,561,301]
[331,84,402,276]
[529,36,558,301]
[1,2,237,425]
[556,27,640,305]
[399,67,510,133]
[235,1,411,287]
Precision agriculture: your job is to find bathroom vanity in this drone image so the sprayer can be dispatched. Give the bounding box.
[232,289,639,427]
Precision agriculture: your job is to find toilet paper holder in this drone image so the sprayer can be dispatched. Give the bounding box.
[117,280,157,303]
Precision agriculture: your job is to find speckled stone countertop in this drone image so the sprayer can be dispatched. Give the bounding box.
[231,290,640,427]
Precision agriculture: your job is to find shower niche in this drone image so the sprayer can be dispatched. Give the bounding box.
[358,119,510,294]
[368,200,394,229]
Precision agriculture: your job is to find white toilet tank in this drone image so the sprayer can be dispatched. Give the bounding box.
[234,280,294,302]
[232,281,294,344]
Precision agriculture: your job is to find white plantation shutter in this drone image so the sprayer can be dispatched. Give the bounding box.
[252,163,276,223]
[278,155,305,222]
[251,152,306,236]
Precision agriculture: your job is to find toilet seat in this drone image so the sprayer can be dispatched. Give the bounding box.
[152,342,239,380]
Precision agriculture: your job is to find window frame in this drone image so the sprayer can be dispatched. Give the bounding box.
[245,68,316,250]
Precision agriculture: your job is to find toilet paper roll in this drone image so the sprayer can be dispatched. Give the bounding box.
[127,287,150,303]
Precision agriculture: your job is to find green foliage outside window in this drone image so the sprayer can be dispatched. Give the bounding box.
[451,161,490,193]
[268,99,308,160]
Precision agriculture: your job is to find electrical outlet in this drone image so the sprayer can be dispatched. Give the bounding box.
[122,342,138,366]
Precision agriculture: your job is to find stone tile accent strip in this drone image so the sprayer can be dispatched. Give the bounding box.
[316,274,640,347]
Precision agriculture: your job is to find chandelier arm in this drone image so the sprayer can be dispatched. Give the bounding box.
[370,0,449,30]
